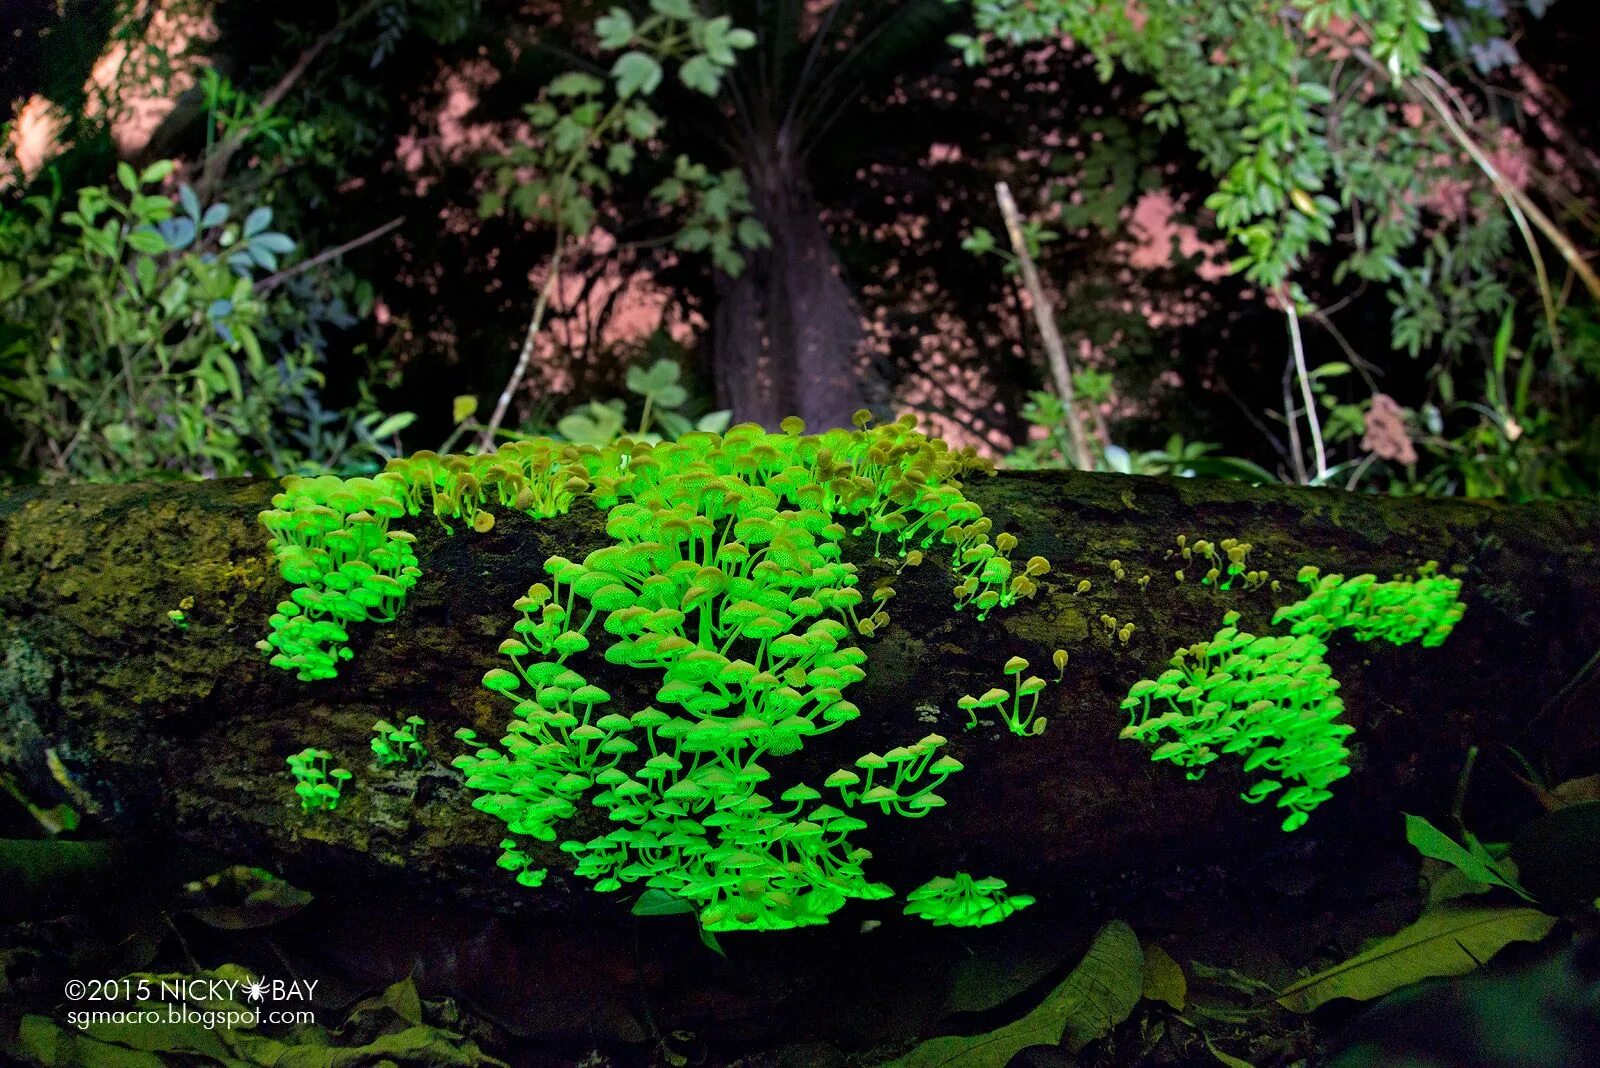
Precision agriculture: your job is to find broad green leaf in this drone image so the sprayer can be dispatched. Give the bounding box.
[124,228,167,255]
[679,55,721,96]
[611,51,662,98]
[696,410,732,434]
[606,143,637,174]
[369,412,417,439]
[622,104,661,140]
[549,71,605,97]
[1140,942,1186,1010]
[452,394,478,423]
[880,920,1142,1067]
[701,15,737,65]
[736,216,770,249]
[139,160,175,185]
[116,161,139,193]
[649,0,694,18]
[1275,902,1558,1013]
[243,206,271,238]
[631,888,695,916]
[1404,813,1529,900]
[595,7,635,49]
[254,232,295,254]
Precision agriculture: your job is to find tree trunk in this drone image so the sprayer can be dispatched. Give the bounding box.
[712,136,880,430]
[4,470,1597,909]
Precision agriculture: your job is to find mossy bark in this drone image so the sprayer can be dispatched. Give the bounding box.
[2,471,1598,921]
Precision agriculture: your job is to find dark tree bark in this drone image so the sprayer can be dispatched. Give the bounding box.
[712,137,882,429]
[3,472,1599,1051]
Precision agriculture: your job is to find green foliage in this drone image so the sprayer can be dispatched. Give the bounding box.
[553,357,731,446]
[1007,390,1278,484]
[1273,901,1558,1013]
[1405,812,1532,902]
[1322,311,1600,500]
[0,164,410,482]
[482,5,768,275]
[956,0,1522,362]
[883,920,1144,1064]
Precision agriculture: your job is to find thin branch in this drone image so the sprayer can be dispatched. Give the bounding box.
[1281,357,1308,485]
[994,181,1093,471]
[480,247,565,452]
[254,216,404,293]
[1281,284,1327,483]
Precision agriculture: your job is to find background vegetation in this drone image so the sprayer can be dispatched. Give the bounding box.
[3,0,1597,501]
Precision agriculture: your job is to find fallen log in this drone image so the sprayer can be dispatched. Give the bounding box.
[3,463,1587,901]
[3,466,1596,925]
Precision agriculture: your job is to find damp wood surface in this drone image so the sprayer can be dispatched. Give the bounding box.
[1,469,1598,925]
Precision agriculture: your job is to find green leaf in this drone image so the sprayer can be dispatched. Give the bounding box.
[606,143,637,174]
[696,409,732,434]
[549,72,605,98]
[631,888,696,916]
[1274,902,1558,1013]
[216,354,243,401]
[882,920,1142,1066]
[679,55,722,96]
[736,216,770,250]
[125,228,167,255]
[369,412,416,439]
[622,104,662,140]
[452,394,478,423]
[649,0,694,18]
[139,160,175,185]
[117,161,139,193]
[701,15,737,65]
[557,401,626,445]
[595,7,636,49]
[611,51,663,98]
[1404,814,1530,899]
[243,206,271,238]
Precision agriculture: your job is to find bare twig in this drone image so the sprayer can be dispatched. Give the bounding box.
[1280,285,1327,483]
[994,181,1093,471]
[254,216,404,293]
[480,249,565,452]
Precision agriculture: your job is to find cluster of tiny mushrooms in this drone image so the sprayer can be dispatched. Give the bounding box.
[257,413,1466,931]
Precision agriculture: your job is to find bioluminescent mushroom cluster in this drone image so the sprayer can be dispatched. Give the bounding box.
[1272,562,1466,647]
[1120,562,1466,831]
[285,748,351,811]
[902,873,1036,927]
[1118,610,1350,832]
[959,651,1068,736]
[259,414,1050,929]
